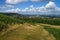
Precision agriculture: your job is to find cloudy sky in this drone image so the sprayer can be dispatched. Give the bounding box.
[0,0,60,15]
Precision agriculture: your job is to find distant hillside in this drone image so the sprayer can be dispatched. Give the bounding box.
[0,13,20,16]
[0,13,60,32]
[0,13,24,18]
[0,12,60,18]
[0,13,60,25]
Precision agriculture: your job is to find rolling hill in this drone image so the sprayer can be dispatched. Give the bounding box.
[0,13,60,40]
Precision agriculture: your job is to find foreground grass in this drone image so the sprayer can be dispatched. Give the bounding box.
[44,26,60,40]
[0,23,56,40]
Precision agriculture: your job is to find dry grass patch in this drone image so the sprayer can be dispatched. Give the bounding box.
[0,23,56,40]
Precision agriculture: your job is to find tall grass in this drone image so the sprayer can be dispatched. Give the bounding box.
[44,26,60,40]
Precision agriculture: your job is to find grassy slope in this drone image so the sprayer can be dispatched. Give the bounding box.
[0,14,60,40]
[44,25,60,40]
[0,14,23,31]
[0,23,60,40]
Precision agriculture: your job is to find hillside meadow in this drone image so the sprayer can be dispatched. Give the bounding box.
[0,14,60,40]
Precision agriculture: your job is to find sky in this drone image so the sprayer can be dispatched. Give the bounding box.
[0,0,60,15]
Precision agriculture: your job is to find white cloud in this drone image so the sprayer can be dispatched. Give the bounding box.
[27,2,56,13]
[5,5,14,8]
[45,1,56,9]
[5,8,21,13]
[4,1,60,15]
[31,0,53,2]
[29,5,36,12]
[0,6,6,9]
[36,6,46,12]
[30,5,34,8]
[31,0,40,2]
[0,5,14,9]
[21,8,29,12]
[55,7,60,12]
[6,0,28,4]
[5,0,53,4]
